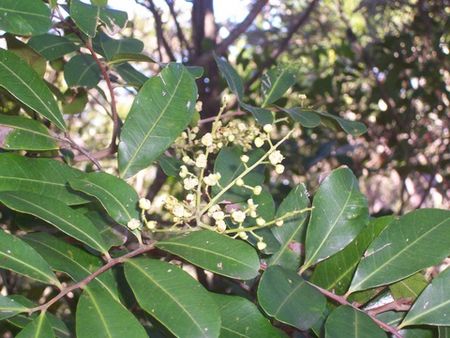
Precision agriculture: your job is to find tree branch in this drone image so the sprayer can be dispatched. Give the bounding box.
[165,0,192,53]
[28,244,155,314]
[311,284,404,338]
[367,298,413,317]
[194,0,268,65]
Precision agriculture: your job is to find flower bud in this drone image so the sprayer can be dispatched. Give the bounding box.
[145,220,157,230]
[238,231,248,240]
[253,185,262,195]
[139,198,151,210]
[127,218,141,230]
[263,124,273,133]
[275,164,285,174]
[257,241,267,250]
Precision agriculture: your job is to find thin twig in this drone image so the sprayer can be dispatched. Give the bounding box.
[28,244,155,314]
[367,299,413,317]
[310,284,404,338]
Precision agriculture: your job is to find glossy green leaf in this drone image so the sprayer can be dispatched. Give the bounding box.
[16,312,54,338]
[6,34,46,77]
[212,146,265,202]
[269,184,310,269]
[258,265,326,330]
[118,63,197,178]
[93,32,143,60]
[28,34,78,61]
[70,0,99,37]
[390,273,428,300]
[91,0,107,6]
[158,154,183,177]
[108,53,155,65]
[0,114,58,151]
[82,209,126,249]
[311,216,393,294]
[76,287,147,338]
[325,306,386,338]
[283,108,322,128]
[214,54,244,99]
[24,232,118,300]
[69,172,140,226]
[0,153,89,205]
[0,230,59,287]
[114,63,148,87]
[156,230,260,279]
[124,258,221,338]
[240,102,274,125]
[98,7,127,32]
[0,49,65,130]
[316,110,367,136]
[303,167,369,270]
[0,296,30,321]
[0,191,108,254]
[0,0,51,36]
[400,268,450,327]
[64,54,102,88]
[186,66,204,79]
[6,311,70,338]
[62,88,88,115]
[211,293,286,338]
[261,66,296,106]
[349,209,450,293]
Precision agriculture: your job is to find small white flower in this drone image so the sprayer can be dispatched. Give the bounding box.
[275,219,284,227]
[275,164,285,174]
[240,155,249,163]
[145,220,157,230]
[182,155,194,165]
[236,178,245,186]
[253,185,262,195]
[256,217,266,226]
[186,193,195,201]
[212,211,225,221]
[254,137,264,148]
[257,241,267,250]
[195,153,207,168]
[173,205,186,218]
[238,231,248,240]
[231,210,246,223]
[263,124,273,133]
[237,123,246,131]
[228,134,235,142]
[195,101,203,111]
[201,133,213,146]
[183,177,199,190]
[216,220,227,233]
[139,198,151,210]
[127,218,141,230]
[269,150,284,165]
[204,173,220,186]
[179,165,189,178]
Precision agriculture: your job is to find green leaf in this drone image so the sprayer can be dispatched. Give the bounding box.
[240,102,274,125]
[0,0,51,36]
[324,306,386,338]
[91,0,107,6]
[349,209,450,293]
[156,230,260,280]
[69,172,140,227]
[158,154,183,177]
[258,265,326,330]
[93,32,143,60]
[83,209,126,249]
[124,258,221,338]
[28,34,78,61]
[282,108,321,128]
[210,293,286,338]
[0,114,58,151]
[6,311,70,338]
[0,296,30,321]
[16,312,54,338]
[64,54,102,88]
[6,34,46,77]
[0,153,89,205]
[98,7,128,32]
[261,66,296,107]
[114,63,148,87]
[186,66,204,79]
[302,167,369,270]
[214,54,244,100]
[269,184,310,269]
[62,89,88,115]
[389,273,428,300]
[0,49,66,130]
[108,53,155,65]
[24,232,118,300]
[118,63,197,178]
[76,287,147,338]
[0,191,108,254]
[0,230,59,287]
[311,216,393,294]
[439,327,450,338]
[70,0,100,37]
[212,146,265,202]
[400,268,450,327]
[316,111,367,136]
